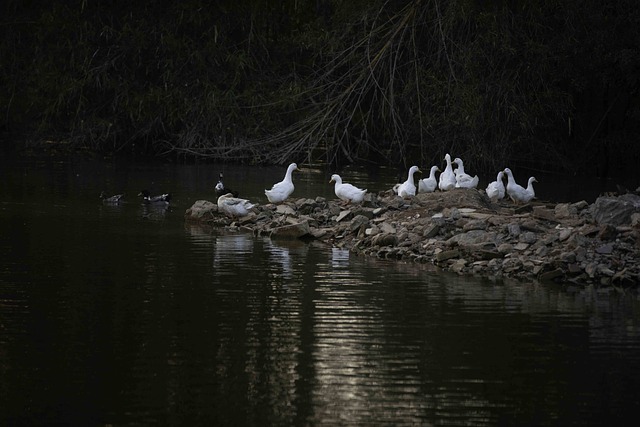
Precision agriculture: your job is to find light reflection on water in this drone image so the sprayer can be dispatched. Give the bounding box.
[0,157,640,426]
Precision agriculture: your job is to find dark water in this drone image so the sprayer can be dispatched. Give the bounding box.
[1,156,640,426]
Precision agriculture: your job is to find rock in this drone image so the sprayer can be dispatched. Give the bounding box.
[513,242,530,251]
[336,210,352,222]
[591,194,640,226]
[597,224,618,241]
[539,268,565,282]
[276,205,297,215]
[379,222,397,234]
[270,221,311,239]
[372,233,398,247]
[451,259,467,273]
[571,200,589,211]
[463,220,487,231]
[533,206,558,222]
[423,223,441,238]
[558,228,572,241]
[555,203,577,219]
[507,223,521,237]
[595,243,614,255]
[436,249,460,262]
[498,243,513,254]
[519,231,538,244]
[447,230,497,246]
[185,200,218,221]
[350,215,370,233]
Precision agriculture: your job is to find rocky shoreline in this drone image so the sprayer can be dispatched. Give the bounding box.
[185,189,640,288]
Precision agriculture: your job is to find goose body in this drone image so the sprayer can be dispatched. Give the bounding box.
[397,166,421,197]
[330,174,367,203]
[438,154,456,191]
[100,192,124,204]
[138,190,171,204]
[265,163,300,203]
[453,157,479,189]
[217,193,255,218]
[486,171,506,201]
[215,173,238,199]
[504,168,537,204]
[418,166,440,193]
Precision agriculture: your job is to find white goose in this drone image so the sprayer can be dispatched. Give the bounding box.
[453,157,479,189]
[485,171,506,201]
[397,165,421,197]
[265,163,300,203]
[438,154,456,191]
[330,174,367,204]
[504,168,537,204]
[418,166,440,193]
[217,193,255,218]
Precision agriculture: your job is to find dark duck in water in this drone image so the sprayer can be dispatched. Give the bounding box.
[138,190,171,204]
[100,191,125,203]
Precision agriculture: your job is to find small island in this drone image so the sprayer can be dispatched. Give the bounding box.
[186,188,640,288]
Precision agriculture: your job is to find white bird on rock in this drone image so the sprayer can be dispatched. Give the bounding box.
[438,154,456,191]
[397,165,421,197]
[485,171,506,201]
[504,168,537,204]
[265,163,300,203]
[453,157,479,189]
[217,193,255,218]
[418,166,440,193]
[330,174,367,204]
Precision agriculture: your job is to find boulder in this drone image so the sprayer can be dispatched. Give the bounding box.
[270,221,311,239]
[591,194,640,226]
[185,200,218,221]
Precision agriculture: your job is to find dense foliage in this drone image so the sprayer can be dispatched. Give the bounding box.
[1,0,639,176]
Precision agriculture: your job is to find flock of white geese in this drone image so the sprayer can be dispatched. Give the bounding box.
[216,155,538,219]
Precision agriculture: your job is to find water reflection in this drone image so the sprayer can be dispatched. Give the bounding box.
[1,157,640,426]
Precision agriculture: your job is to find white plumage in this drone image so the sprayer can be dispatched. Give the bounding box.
[217,193,255,218]
[418,166,440,193]
[330,174,367,203]
[453,157,479,189]
[504,168,537,204]
[265,163,300,203]
[486,171,506,201]
[397,165,421,197]
[438,154,456,191]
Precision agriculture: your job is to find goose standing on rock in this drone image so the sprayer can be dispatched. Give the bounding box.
[397,166,421,198]
[330,174,367,204]
[438,154,456,191]
[418,166,440,193]
[504,168,537,204]
[265,163,300,203]
[453,157,479,189]
[217,193,255,218]
[215,172,238,199]
[485,171,506,201]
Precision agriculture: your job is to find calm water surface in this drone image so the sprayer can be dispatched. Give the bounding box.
[1,156,639,426]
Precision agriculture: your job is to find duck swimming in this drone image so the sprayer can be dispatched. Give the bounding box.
[265,163,300,203]
[138,190,171,205]
[100,192,124,204]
